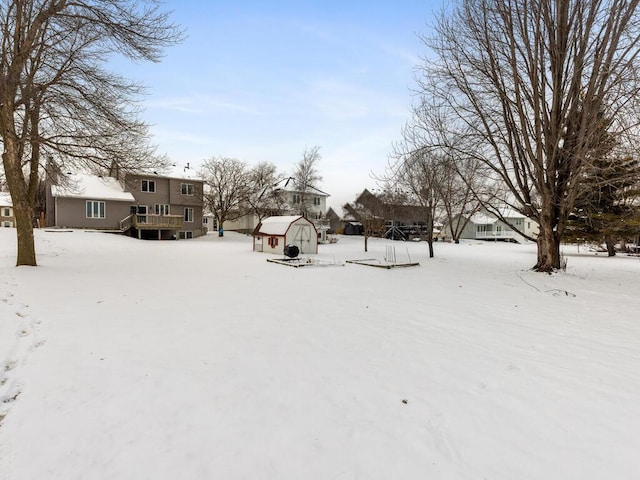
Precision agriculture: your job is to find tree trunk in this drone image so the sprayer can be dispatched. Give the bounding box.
[534,224,560,272]
[605,234,616,257]
[2,143,37,266]
[13,202,37,266]
[364,233,368,252]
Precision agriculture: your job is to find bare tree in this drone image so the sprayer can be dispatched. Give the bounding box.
[392,148,442,258]
[438,155,482,243]
[200,156,249,235]
[417,0,640,271]
[343,189,386,252]
[0,0,181,266]
[245,161,286,222]
[292,146,323,217]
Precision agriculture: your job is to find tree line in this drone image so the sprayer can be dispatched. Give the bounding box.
[199,146,323,233]
[388,0,640,271]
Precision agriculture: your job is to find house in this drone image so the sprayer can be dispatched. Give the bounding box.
[46,171,205,240]
[0,192,14,228]
[252,215,318,254]
[222,177,331,242]
[123,172,204,239]
[442,209,539,243]
[325,207,342,233]
[344,189,432,240]
[46,173,136,231]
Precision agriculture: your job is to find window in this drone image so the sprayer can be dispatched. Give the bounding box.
[155,204,170,215]
[141,180,156,193]
[268,236,279,247]
[181,183,194,195]
[203,217,208,224]
[179,231,194,239]
[3,221,11,227]
[86,201,105,218]
[313,197,320,206]
[2,207,10,217]
[184,207,194,222]
[292,194,301,204]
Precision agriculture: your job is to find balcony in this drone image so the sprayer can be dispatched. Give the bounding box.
[132,214,184,230]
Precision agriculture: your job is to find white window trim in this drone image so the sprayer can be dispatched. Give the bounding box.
[155,204,170,215]
[86,200,106,219]
[181,183,194,196]
[184,207,194,223]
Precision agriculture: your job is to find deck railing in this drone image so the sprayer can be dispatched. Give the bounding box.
[475,230,522,241]
[119,214,133,232]
[132,214,184,230]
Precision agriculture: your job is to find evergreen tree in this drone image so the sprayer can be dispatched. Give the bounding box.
[565,155,640,256]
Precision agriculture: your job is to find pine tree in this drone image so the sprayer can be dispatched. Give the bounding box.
[566,156,640,256]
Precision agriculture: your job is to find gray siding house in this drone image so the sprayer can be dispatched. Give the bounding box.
[124,173,204,239]
[46,172,205,239]
[46,174,136,230]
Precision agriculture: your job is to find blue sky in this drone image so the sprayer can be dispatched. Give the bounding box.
[122,1,440,210]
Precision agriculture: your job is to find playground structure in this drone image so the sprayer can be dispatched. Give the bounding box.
[346,245,420,269]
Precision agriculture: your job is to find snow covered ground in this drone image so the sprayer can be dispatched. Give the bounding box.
[1,228,639,479]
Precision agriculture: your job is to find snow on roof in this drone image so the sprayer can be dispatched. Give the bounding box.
[0,192,12,207]
[495,208,526,219]
[51,174,135,202]
[256,215,305,235]
[277,178,330,197]
[470,213,498,225]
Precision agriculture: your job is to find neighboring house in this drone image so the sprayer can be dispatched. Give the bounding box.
[444,209,539,243]
[325,207,342,233]
[276,177,330,243]
[46,174,136,231]
[222,213,260,234]
[46,171,205,240]
[123,173,204,239]
[223,177,331,242]
[345,189,432,240]
[252,215,318,254]
[0,192,15,228]
[202,207,217,234]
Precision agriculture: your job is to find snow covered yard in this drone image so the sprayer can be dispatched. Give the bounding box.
[1,228,639,479]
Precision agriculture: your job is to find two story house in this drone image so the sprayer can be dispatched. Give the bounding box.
[0,192,14,228]
[123,173,204,239]
[222,177,331,242]
[46,171,204,240]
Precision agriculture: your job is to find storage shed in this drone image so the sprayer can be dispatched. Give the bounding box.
[253,215,318,254]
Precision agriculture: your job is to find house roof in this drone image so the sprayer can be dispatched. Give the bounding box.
[126,170,203,183]
[0,192,12,207]
[278,177,330,197]
[51,174,135,202]
[255,215,307,235]
[470,213,499,225]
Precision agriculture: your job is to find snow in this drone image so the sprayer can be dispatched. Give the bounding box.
[257,215,306,235]
[1,229,639,479]
[50,174,135,201]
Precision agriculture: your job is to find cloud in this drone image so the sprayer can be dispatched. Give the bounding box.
[145,95,262,115]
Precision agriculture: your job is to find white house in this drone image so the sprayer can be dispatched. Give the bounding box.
[442,209,539,243]
[252,215,318,254]
[0,192,14,228]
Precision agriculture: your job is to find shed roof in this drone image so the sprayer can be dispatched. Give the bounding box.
[0,192,12,207]
[51,174,135,202]
[256,215,307,235]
